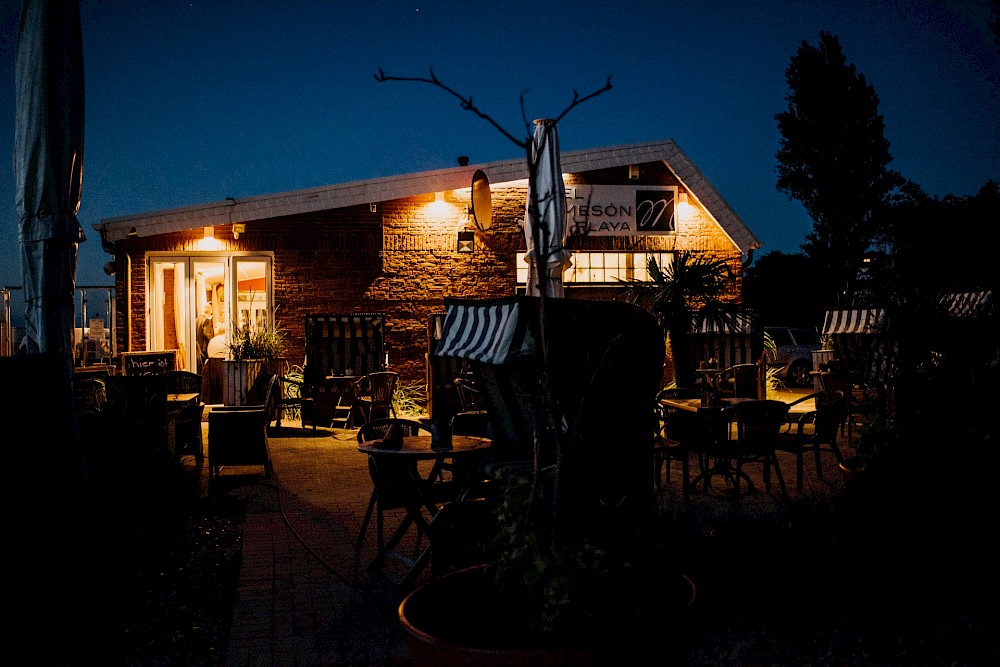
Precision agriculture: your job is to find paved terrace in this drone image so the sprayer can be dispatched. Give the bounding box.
[197,388,896,666]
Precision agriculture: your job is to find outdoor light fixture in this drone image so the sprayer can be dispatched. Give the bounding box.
[232,223,245,240]
[457,230,475,253]
[199,225,224,250]
[675,191,692,225]
[126,227,137,238]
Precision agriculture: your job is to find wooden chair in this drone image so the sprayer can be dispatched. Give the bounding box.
[102,374,169,453]
[653,387,698,502]
[719,363,762,399]
[816,372,881,442]
[453,376,482,412]
[164,370,205,461]
[777,390,847,494]
[353,371,399,425]
[273,371,313,429]
[355,418,433,551]
[730,399,790,498]
[207,373,279,492]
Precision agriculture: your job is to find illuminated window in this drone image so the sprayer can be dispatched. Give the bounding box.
[516,252,674,285]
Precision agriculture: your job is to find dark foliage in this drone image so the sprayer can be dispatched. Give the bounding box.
[743,250,825,327]
[775,31,901,307]
[868,179,1000,304]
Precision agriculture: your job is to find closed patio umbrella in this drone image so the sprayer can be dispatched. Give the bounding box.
[9,2,108,658]
[523,119,570,297]
[14,0,86,360]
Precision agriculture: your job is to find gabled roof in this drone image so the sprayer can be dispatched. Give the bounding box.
[97,139,761,253]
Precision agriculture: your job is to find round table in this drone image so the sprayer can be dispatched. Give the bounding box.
[357,434,493,586]
[358,434,492,459]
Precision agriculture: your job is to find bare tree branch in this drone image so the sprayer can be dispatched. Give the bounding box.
[374,68,613,148]
[374,67,527,147]
[374,66,614,543]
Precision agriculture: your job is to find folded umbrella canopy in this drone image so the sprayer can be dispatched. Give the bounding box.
[14,0,86,357]
[523,119,571,297]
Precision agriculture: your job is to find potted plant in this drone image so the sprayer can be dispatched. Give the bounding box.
[222,312,286,406]
[619,251,739,391]
[812,331,836,374]
[400,445,696,666]
[838,406,894,484]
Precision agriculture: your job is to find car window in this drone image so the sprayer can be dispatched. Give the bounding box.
[766,328,793,346]
[791,329,819,346]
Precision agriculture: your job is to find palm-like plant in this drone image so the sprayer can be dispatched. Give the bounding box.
[619,251,735,389]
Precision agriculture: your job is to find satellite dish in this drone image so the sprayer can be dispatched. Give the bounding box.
[471,169,492,231]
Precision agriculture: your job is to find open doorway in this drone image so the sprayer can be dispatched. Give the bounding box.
[148,254,272,373]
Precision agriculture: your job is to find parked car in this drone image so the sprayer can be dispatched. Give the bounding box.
[762,326,821,387]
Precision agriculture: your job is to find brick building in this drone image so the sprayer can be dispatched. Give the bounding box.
[97,139,760,389]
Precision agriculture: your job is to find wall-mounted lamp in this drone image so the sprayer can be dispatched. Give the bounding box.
[126,227,138,239]
[232,223,245,240]
[457,230,475,253]
[628,164,639,179]
[199,225,224,250]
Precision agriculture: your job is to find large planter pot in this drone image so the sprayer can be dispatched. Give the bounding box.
[221,360,250,406]
[398,564,696,666]
[222,358,284,406]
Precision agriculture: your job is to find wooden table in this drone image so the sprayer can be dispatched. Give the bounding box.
[324,375,359,387]
[357,435,492,586]
[659,396,752,413]
[167,392,199,409]
[658,396,748,493]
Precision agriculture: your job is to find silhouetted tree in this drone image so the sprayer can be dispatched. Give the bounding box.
[775,31,901,308]
[742,250,823,327]
[991,0,1000,52]
[869,179,1000,307]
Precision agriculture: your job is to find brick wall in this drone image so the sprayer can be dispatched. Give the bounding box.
[113,162,744,387]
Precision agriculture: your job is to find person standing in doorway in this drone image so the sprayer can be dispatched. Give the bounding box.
[207,322,228,359]
[196,303,214,369]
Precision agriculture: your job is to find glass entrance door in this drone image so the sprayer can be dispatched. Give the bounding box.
[192,259,227,373]
[148,255,271,373]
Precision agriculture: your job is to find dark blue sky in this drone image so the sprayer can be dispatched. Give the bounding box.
[2,0,998,289]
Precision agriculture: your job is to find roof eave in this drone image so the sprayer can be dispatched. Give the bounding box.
[97,139,759,254]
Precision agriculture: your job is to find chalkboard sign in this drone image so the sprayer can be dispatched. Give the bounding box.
[121,350,177,376]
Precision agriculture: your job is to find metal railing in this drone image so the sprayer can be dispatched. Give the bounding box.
[1,285,116,364]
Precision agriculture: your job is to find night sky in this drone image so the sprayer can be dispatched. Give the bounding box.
[1,0,997,293]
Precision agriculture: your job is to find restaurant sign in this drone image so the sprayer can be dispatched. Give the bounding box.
[565,185,677,236]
